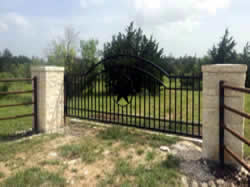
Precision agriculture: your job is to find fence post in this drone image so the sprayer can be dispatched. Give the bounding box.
[31,66,65,133]
[219,80,225,168]
[202,64,247,167]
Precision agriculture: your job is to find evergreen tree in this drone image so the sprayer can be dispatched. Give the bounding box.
[208,29,237,64]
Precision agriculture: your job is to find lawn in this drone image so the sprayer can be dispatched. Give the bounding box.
[0,122,181,187]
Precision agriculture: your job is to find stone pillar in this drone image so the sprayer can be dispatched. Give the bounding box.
[202,64,247,165]
[31,66,65,133]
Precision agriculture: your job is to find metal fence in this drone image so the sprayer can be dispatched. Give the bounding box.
[219,81,250,172]
[0,77,38,133]
[65,55,203,139]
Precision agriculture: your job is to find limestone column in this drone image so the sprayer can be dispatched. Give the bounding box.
[202,64,247,166]
[31,66,65,133]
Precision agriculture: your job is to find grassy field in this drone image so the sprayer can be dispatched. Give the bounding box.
[0,122,181,186]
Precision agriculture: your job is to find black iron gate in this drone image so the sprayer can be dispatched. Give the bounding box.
[65,55,202,139]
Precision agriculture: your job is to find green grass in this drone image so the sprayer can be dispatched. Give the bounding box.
[97,126,179,148]
[98,155,180,187]
[39,160,60,166]
[145,151,156,161]
[0,134,59,162]
[0,167,66,187]
[0,172,4,179]
[136,149,144,156]
[58,138,103,163]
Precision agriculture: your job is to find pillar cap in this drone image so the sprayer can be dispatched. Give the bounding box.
[31,66,64,72]
[202,64,247,73]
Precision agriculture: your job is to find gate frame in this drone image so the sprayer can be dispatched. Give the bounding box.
[64,54,203,139]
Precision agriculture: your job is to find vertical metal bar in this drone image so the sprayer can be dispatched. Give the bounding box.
[74,75,77,117]
[153,79,156,129]
[126,104,128,125]
[84,77,86,119]
[164,82,166,131]
[174,77,177,133]
[219,81,225,168]
[169,77,171,130]
[70,75,72,116]
[180,76,183,133]
[102,74,104,121]
[198,75,201,136]
[109,78,112,123]
[73,75,75,117]
[159,80,161,130]
[139,78,141,127]
[130,86,132,125]
[64,75,67,122]
[126,67,128,125]
[105,77,108,122]
[33,77,38,133]
[114,77,116,123]
[77,76,80,118]
[144,75,146,128]
[149,77,151,128]
[135,81,137,126]
[192,75,194,136]
[95,76,97,120]
[186,77,188,135]
[98,75,100,119]
[80,76,83,118]
[87,77,90,119]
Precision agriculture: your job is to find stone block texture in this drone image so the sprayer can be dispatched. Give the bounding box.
[31,66,64,133]
[202,64,247,166]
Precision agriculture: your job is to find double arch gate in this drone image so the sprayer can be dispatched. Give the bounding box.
[64,55,202,139]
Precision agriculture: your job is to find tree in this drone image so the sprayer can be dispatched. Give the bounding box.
[2,48,12,58]
[208,29,237,64]
[103,22,166,94]
[80,39,101,72]
[239,42,250,87]
[46,26,79,72]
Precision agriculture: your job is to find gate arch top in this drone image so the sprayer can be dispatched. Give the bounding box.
[83,54,170,77]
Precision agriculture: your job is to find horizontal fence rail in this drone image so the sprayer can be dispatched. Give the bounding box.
[64,56,203,139]
[0,90,34,95]
[220,81,250,172]
[0,113,35,121]
[0,102,34,108]
[0,78,34,82]
[0,77,38,133]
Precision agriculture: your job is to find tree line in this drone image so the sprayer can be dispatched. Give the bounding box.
[1,22,250,87]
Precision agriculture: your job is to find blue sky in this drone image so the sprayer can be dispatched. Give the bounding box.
[0,0,249,58]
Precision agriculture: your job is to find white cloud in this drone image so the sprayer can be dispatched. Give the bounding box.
[134,0,231,27]
[0,12,30,31]
[7,12,30,28]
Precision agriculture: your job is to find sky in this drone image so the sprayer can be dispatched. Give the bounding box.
[0,0,249,58]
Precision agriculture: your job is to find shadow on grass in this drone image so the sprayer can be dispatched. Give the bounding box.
[0,129,35,143]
